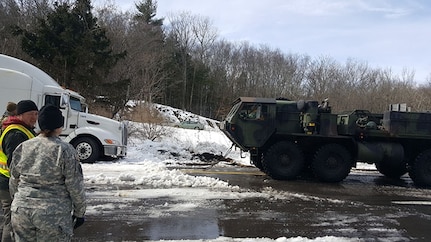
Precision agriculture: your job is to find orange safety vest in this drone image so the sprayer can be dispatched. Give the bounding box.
[0,124,35,178]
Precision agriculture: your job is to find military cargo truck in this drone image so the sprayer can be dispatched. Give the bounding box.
[220,97,431,187]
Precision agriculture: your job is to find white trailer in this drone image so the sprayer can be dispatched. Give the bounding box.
[0,54,127,163]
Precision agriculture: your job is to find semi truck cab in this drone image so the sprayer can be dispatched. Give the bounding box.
[0,54,127,163]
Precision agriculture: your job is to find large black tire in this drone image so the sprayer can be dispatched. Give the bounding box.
[409,150,431,187]
[375,159,407,179]
[250,152,264,171]
[71,137,101,163]
[262,141,304,180]
[312,144,352,182]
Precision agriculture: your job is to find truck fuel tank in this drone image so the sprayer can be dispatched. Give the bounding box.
[357,142,404,164]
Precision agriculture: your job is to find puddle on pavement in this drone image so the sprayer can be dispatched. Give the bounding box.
[71,194,418,241]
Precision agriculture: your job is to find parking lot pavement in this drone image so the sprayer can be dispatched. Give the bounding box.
[69,166,431,241]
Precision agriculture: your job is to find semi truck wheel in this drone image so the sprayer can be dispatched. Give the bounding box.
[409,150,431,187]
[263,141,304,180]
[312,144,352,182]
[72,137,100,163]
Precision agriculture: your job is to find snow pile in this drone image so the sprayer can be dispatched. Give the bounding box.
[85,161,232,189]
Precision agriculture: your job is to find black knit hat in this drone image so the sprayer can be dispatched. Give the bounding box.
[16,100,38,115]
[38,105,64,131]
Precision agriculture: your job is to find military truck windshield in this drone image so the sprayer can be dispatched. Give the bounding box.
[239,103,267,120]
[226,102,241,121]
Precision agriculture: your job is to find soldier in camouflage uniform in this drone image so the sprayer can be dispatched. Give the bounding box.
[9,104,86,241]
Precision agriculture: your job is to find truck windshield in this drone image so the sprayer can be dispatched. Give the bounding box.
[225,102,241,121]
[239,103,266,120]
[45,95,60,107]
[70,97,82,112]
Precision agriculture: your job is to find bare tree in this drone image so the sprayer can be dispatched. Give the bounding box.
[0,0,21,55]
[190,14,217,114]
[166,11,196,110]
[1,0,53,57]
[130,1,167,104]
[304,56,341,101]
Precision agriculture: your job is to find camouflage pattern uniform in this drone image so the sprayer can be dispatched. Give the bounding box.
[9,135,86,241]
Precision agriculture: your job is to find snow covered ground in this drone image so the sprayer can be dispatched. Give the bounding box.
[81,105,375,242]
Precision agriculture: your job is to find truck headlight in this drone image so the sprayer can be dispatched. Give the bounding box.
[104,139,119,145]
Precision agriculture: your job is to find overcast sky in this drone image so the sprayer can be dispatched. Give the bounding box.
[103,0,431,84]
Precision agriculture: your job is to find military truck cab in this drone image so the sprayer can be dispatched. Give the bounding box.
[222,97,277,150]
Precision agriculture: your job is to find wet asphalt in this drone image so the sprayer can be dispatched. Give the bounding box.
[69,166,431,242]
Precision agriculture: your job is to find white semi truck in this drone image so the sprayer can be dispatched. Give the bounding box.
[0,54,127,163]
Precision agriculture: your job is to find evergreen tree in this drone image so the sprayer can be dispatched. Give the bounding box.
[134,0,163,27]
[14,0,124,98]
[125,0,168,104]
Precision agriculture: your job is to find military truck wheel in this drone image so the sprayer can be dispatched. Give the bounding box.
[263,141,304,180]
[250,152,264,171]
[409,150,431,187]
[72,137,101,163]
[312,144,352,182]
